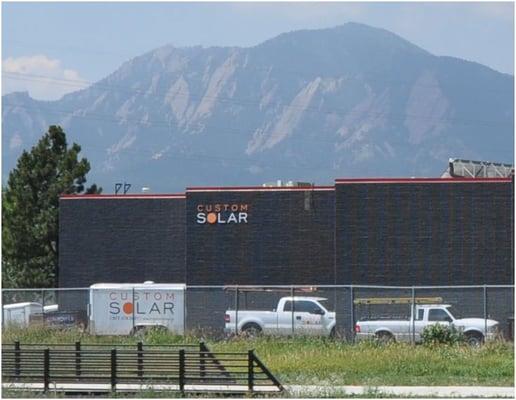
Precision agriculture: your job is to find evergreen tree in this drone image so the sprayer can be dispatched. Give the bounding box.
[2,126,101,288]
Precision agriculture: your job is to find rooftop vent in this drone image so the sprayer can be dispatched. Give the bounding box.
[262,180,313,187]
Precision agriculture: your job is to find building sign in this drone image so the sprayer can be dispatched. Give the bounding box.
[108,291,176,320]
[196,204,249,224]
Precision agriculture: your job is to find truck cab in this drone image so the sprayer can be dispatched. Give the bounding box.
[276,297,334,335]
[225,296,336,336]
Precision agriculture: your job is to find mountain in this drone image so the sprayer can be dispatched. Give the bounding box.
[3,23,514,192]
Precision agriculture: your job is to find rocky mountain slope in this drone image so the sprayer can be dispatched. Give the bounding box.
[3,23,513,192]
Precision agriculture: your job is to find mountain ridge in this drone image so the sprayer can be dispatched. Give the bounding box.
[3,22,513,192]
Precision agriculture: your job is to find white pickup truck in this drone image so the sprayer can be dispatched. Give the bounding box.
[224,296,336,336]
[355,304,499,345]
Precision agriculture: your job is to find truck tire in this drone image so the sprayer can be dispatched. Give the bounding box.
[375,331,395,344]
[241,323,262,338]
[465,331,484,346]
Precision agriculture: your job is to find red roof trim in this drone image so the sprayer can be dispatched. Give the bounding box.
[335,178,512,184]
[186,185,335,192]
[60,194,185,200]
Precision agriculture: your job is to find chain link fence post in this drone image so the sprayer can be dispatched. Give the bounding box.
[131,287,135,333]
[483,285,488,339]
[411,286,416,345]
[41,289,45,327]
[350,285,355,342]
[235,286,239,335]
[290,286,294,335]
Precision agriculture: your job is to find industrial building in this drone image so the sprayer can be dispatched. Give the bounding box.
[58,175,514,334]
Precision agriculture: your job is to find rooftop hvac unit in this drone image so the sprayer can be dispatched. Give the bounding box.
[442,158,514,178]
[262,180,313,187]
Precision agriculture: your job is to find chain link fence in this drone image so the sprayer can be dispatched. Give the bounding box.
[2,285,513,342]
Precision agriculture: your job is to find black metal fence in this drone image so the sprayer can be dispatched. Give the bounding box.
[2,342,283,394]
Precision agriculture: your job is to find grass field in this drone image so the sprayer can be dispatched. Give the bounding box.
[2,327,514,387]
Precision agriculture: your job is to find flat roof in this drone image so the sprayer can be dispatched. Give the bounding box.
[60,194,185,200]
[59,177,513,199]
[335,177,512,184]
[186,186,334,192]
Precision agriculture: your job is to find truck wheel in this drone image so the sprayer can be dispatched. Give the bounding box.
[241,323,262,338]
[375,331,394,344]
[465,332,484,346]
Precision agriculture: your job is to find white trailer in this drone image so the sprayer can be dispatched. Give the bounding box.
[3,302,43,327]
[88,282,185,335]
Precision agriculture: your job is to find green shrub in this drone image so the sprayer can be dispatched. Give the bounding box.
[421,323,464,345]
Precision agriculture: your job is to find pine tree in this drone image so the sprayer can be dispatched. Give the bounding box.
[2,125,101,288]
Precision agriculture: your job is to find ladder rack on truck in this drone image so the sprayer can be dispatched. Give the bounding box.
[223,286,317,293]
[354,297,443,305]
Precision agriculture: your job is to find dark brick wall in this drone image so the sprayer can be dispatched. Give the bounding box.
[185,189,335,285]
[335,181,514,286]
[57,181,513,334]
[58,197,186,289]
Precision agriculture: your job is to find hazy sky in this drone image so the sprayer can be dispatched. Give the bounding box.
[2,2,514,100]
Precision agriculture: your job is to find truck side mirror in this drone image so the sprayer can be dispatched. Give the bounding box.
[312,308,325,315]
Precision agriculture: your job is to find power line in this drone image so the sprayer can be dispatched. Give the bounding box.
[2,105,335,174]
[3,39,511,94]
[2,101,511,174]
[3,73,512,129]
[4,39,140,60]
[4,100,510,178]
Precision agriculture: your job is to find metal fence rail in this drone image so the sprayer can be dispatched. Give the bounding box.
[1,342,283,394]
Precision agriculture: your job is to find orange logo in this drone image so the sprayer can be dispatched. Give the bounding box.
[207,213,217,224]
[122,302,133,314]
